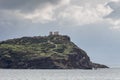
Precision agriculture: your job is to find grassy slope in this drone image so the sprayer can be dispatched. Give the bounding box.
[0,35,76,59]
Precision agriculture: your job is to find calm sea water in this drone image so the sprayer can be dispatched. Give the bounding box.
[0,68,120,80]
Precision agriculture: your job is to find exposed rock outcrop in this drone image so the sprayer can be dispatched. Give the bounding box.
[92,63,109,68]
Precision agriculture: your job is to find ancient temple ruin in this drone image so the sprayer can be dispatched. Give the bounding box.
[49,31,59,36]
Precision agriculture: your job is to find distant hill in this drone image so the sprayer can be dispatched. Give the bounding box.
[0,33,108,69]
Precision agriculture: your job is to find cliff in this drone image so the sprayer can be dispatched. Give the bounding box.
[0,34,108,69]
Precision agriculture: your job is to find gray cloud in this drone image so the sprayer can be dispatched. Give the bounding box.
[0,0,60,12]
[71,0,110,6]
[105,1,120,19]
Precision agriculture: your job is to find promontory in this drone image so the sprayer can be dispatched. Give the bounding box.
[0,32,108,69]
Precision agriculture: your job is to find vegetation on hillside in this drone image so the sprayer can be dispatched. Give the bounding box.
[0,35,75,58]
[0,34,108,69]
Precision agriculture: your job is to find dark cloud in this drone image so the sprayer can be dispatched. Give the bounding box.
[105,1,120,19]
[0,0,61,12]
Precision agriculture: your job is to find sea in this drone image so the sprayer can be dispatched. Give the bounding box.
[0,68,120,80]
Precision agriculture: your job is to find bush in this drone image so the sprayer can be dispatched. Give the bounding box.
[53,44,66,53]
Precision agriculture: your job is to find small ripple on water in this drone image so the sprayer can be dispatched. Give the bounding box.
[0,68,120,80]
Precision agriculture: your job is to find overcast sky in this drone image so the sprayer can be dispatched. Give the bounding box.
[0,0,120,67]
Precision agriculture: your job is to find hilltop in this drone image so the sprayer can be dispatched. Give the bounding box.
[0,32,108,69]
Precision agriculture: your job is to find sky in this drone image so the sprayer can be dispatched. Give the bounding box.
[0,0,120,68]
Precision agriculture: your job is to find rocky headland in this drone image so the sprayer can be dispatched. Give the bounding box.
[0,32,109,69]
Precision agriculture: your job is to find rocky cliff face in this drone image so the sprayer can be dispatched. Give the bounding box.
[0,34,108,69]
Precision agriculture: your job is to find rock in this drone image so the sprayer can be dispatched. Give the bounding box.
[92,63,109,68]
[0,34,108,69]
